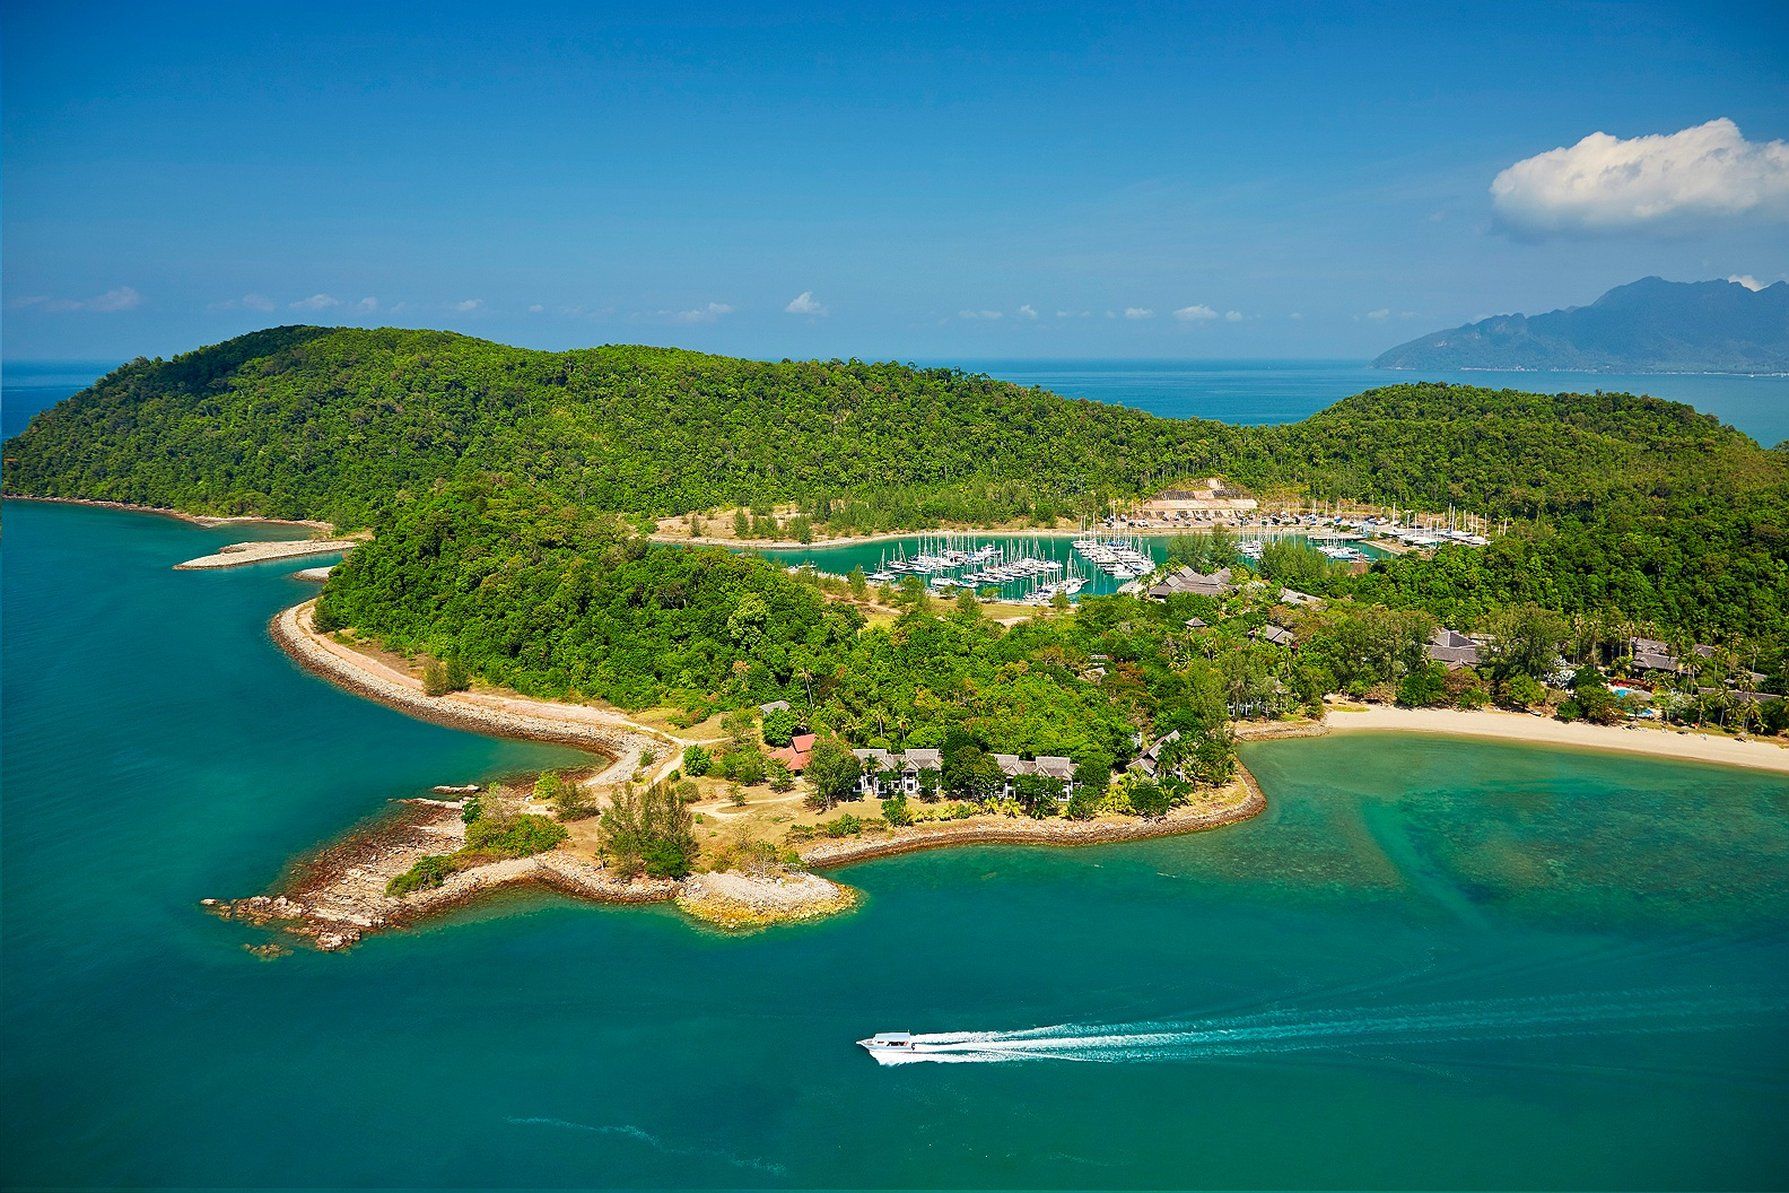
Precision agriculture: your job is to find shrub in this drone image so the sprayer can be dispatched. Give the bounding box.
[882,794,912,826]
[465,813,568,858]
[761,706,802,746]
[421,658,451,696]
[312,599,345,633]
[683,744,712,777]
[1127,780,1172,819]
[386,854,457,897]
[722,748,767,787]
[460,797,483,824]
[599,782,699,879]
[1065,789,1100,821]
[820,813,864,838]
[1395,661,1449,708]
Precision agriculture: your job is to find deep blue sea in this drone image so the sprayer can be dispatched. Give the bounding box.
[959,358,1789,448]
[4,364,1789,1188]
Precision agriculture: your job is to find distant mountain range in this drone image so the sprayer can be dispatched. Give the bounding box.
[1374,277,1789,374]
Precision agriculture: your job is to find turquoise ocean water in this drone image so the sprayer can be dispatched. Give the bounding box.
[4,365,1789,1187]
[3,499,1788,1189]
[754,533,1387,601]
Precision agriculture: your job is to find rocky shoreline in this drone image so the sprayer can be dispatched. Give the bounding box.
[205,799,677,952]
[271,601,665,782]
[795,775,1266,868]
[676,871,859,931]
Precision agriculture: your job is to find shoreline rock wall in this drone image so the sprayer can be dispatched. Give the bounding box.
[796,779,1266,868]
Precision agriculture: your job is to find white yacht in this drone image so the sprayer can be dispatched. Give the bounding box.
[858,1032,921,1063]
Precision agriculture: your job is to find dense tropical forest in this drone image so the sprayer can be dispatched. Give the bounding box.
[6,324,1787,654]
[314,479,1186,773]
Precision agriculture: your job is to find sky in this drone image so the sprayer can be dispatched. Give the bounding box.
[3,0,1787,363]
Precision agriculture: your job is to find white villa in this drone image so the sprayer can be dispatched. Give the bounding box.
[853,748,1078,799]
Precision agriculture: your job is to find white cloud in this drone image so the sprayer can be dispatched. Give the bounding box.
[669,301,733,324]
[85,286,141,312]
[1289,312,1304,320]
[354,297,379,313]
[1124,307,1154,320]
[1364,308,1391,321]
[208,292,275,312]
[451,298,484,313]
[12,285,142,313]
[528,303,546,313]
[784,290,827,316]
[1173,304,1218,322]
[290,293,340,311]
[1018,303,1038,319]
[1055,309,1091,318]
[1224,310,1243,322]
[1728,274,1767,291]
[1491,118,1789,234]
[958,309,1003,320]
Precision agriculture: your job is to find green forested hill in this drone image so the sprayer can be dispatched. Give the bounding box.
[5,325,1787,644]
[2,325,1250,529]
[9,324,1770,527]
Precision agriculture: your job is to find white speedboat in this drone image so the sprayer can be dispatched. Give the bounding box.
[858,1031,920,1063]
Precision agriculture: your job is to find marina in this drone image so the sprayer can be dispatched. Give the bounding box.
[754,527,1398,602]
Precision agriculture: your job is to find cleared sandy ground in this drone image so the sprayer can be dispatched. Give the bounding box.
[1324,705,1789,775]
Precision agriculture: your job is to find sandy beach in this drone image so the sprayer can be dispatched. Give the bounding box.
[272,600,677,783]
[1323,705,1789,774]
[175,537,361,570]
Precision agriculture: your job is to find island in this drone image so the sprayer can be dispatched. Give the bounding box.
[8,326,1786,949]
[1374,276,1789,375]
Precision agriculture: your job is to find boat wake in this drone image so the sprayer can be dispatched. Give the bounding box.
[867,989,1784,1065]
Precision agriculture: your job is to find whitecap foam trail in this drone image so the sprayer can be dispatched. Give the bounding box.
[877,989,1785,1065]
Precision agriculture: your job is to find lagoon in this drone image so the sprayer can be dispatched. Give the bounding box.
[3,497,1787,1188]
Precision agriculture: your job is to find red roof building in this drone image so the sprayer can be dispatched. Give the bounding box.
[767,732,818,773]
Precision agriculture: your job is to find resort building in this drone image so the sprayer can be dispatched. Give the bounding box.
[1128,729,1182,779]
[1629,637,1680,674]
[990,754,1078,799]
[1427,628,1482,669]
[1146,566,1234,600]
[1278,587,1321,607]
[767,732,817,773]
[851,748,1078,800]
[1254,623,1296,648]
[851,747,944,797]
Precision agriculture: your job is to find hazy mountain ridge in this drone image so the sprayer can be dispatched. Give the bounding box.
[1375,278,1789,374]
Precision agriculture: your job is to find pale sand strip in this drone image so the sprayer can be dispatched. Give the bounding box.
[175,538,360,570]
[1323,705,1789,775]
[272,600,677,785]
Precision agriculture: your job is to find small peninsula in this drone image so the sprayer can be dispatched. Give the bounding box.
[6,327,1787,950]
